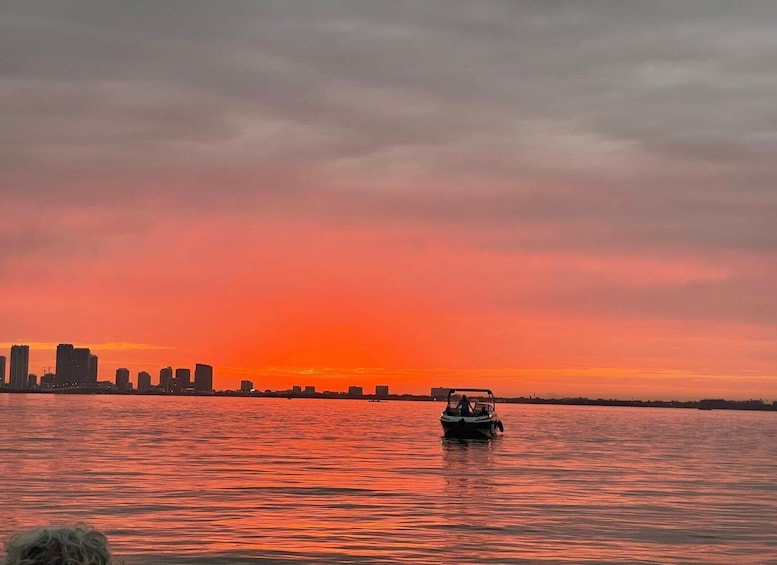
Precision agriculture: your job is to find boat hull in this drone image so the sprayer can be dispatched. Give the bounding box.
[440,415,503,439]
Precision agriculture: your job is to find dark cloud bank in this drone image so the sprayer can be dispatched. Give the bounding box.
[3,0,777,258]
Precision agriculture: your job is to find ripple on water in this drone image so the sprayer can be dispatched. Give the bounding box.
[1,397,776,563]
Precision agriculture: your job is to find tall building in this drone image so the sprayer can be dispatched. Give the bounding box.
[240,380,253,392]
[375,385,389,398]
[55,344,75,387]
[431,387,450,400]
[159,367,173,393]
[115,368,130,391]
[88,354,99,384]
[9,345,30,391]
[72,347,91,385]
[175,368,191,391]
[27,374,38,390]
[137,371,152,392]
[194,363,213,393]
[0,355,6,388]
[348,386,363,397]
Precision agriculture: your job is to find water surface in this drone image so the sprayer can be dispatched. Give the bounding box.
[1,394,775,563]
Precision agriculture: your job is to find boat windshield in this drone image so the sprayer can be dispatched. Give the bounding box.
[445,390,495,416]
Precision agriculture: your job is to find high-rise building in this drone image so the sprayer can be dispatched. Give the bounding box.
[375,385,389,398]
[88,354,98,384]
[72,347,91,385]
[56,344,75,387]
[115,368,130,391]
[159,367,173,393]
[27,374,38,390]
[304,385,316,395]
[0,355,6,388]
[10,345,30,391]
[194,363,213,393]
[347,386,363,397]
[137,371,152,392]
[175,368,191,391]
[430,387,450,400]
[240,380,253,392]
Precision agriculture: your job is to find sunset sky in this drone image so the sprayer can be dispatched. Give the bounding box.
[2,2,777,400]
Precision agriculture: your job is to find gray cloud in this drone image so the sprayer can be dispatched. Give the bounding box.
[3,0,777,259]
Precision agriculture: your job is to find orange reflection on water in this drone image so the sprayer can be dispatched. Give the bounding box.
[1,395,776,563]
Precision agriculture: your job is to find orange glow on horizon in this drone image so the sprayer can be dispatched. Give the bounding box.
[4,210,777,402]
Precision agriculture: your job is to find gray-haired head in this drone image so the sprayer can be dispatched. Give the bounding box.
[3,523,121,565]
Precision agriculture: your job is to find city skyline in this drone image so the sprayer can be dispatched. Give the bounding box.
[2,340,776,403]
[0,340,392,396]
[0,342,215,394]
[2,336,776,401]
[3,3,777,401]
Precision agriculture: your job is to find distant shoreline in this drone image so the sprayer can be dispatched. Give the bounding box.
[1,388,775,411]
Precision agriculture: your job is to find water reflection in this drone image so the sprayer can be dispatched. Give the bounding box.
[2,397,776,564]
[440,437,498,499]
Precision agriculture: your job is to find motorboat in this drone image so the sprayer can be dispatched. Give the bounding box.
[440,388,504,439]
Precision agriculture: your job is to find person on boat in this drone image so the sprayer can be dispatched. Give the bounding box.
[457,395,473,417]
[2,523,122,565]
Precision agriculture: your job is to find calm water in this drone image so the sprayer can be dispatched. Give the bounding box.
[1,394,775,564]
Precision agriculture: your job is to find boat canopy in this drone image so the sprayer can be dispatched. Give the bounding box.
[447,388,493,395]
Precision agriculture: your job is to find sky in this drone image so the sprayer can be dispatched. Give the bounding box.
[2,1,777,400]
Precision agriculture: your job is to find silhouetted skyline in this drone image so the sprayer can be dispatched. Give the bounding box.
[1,343,215,394]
